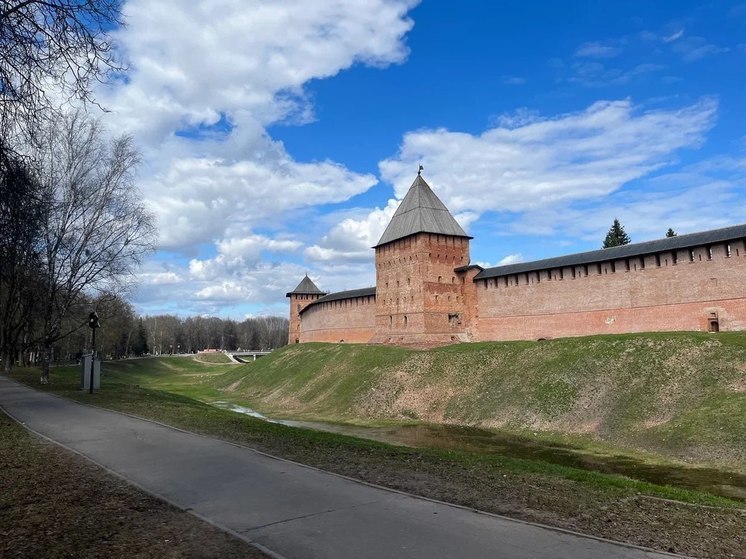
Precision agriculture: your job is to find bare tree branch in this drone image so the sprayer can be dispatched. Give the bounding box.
[0,0,124,143]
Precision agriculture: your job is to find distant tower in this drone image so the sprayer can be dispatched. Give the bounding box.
[371,173,473,344]
[286,275,326,344]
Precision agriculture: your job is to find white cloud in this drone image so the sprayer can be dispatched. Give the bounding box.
[498,254,525,265]
[137,270,183,286]
[663,29,685,43]
[98,0,418,251]
[133,232,305,314]
[189,233,301,281]
[379,98,718,217]
[305,199,400,263]
[495,155,746,249]
[135,256,309,315]
[99,0,419,316]
[574,41,622,58]
[474,254,525,269]
[671,36,729,62]
[147,157,377,249]
[641,27,727,62]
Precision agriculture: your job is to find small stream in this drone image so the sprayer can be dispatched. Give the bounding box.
[212,401,746,501]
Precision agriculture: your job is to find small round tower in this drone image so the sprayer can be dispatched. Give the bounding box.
[286,274,326,344]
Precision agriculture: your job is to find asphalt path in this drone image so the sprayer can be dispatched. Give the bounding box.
[0,376,676,559]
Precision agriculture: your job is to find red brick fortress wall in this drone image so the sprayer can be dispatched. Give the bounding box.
[474,240,746,341]
[299,294,376,343]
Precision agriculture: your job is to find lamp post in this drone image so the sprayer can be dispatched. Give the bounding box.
[88,312,100,394]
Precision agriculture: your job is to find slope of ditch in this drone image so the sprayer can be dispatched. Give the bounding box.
[214,332,746,471]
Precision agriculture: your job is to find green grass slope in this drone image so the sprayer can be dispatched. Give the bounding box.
[214,333,746,470]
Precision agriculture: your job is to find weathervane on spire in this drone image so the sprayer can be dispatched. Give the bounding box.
[418,164,423,176]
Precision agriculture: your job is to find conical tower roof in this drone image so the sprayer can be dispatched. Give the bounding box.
[286,274,325,297]
[374,173,471,247]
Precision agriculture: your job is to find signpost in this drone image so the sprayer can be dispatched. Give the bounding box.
[88,312,100,394]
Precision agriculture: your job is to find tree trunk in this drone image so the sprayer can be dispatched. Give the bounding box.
[2,349,12,373]
[40,345,51,384]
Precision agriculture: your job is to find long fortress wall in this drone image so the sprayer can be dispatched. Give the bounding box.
[289,173,746,345]
[299,291,376,343]
[294,238,746,344]
[473,239,746,341]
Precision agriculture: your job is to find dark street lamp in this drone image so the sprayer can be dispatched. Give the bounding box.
[88,311,100,394]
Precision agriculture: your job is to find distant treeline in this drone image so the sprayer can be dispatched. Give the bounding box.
[139,313,289,356]
[17,292,288,366]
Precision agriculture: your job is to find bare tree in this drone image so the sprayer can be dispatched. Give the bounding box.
[92,292,137,359]
[0,0,123,142]
[34,110,156,383]
[0,139,46,371]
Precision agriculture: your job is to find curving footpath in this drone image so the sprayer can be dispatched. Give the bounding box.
[0,376,678,559]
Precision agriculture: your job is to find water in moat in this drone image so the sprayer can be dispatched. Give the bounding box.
[212,401,745,501]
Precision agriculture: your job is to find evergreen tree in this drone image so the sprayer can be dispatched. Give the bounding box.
[131,319,150,356]
[666,228,677,237]
[602,218,631,248]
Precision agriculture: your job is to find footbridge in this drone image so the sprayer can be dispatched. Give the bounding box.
[231,350,273,362]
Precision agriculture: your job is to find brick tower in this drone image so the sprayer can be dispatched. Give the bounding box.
[371,171,473,344]
[286,275,325,344]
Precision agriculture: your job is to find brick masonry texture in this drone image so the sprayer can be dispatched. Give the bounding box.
[473,241,746,340]
[370,233,470,344]
[299,295,376,343]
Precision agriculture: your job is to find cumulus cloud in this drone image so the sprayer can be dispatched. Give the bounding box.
[135,256,310,316]
[305,199,400,262]
[306,97,718,272]
[146,157,377,249]
[379,98,718,217]
[100,0,418,251]
[104,0,419,314]
[189,233,301,281]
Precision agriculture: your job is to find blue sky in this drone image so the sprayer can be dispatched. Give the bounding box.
[95,0,746,318]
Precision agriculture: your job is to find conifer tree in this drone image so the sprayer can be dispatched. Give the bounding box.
[666,228,677,237]
[602,218,631,248]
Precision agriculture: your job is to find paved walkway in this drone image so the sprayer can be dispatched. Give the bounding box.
[0,376,674,559]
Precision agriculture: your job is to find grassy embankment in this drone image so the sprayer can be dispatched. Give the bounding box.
[192,351,234,364]
[215,332,746,472]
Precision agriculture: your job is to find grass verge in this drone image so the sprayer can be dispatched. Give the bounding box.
[6,365,746,559]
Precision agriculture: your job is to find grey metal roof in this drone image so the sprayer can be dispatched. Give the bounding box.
[286,274,326,297]
[454,264,484,273]
[300,286,376,315]
[475,223,746,281]
[374,174,471,247]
